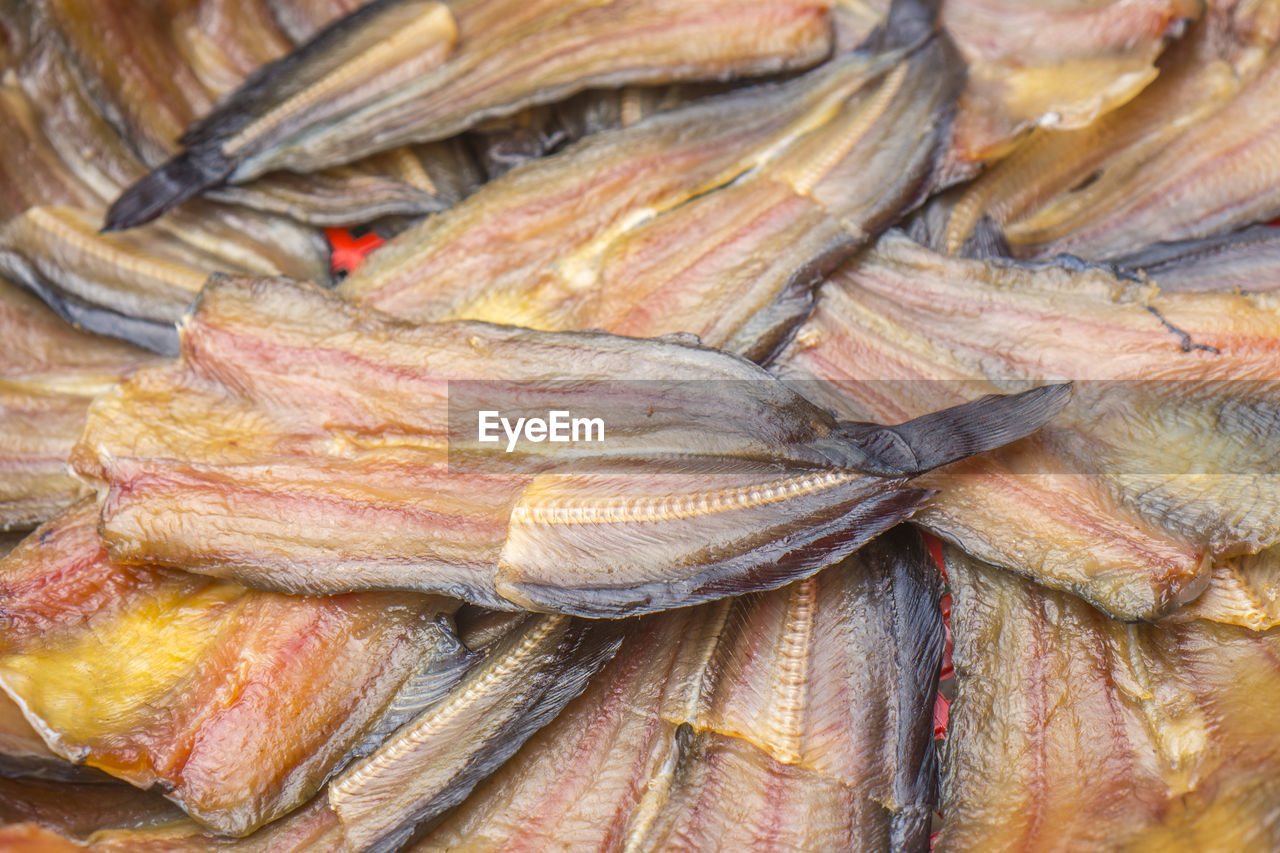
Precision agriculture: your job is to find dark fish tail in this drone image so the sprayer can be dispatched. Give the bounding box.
[832,383,1072,476]
[103,145,236,231]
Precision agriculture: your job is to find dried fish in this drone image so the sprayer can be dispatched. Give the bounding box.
[773,231,1280,619]
[822,0,1198,179]
[71,274,1065,616]
[0,499,473,836]
[0,777,186,844]
[939,547,1280,851]
[105,0,838,228]
[0,276,155,530]
[1115,225,1280,293]
[1173,546,1280,631]
[330,614,623,852]
[943,0,1280,258]
[341,22,961,362]
[413,527,942,852]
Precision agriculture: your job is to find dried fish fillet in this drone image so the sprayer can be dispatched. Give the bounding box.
[0,277,155,530]
[939,547,1280,851]
[267,0,373,43]
[71,274,1064,616]
[0,795,344,852]
[1116,225,1280,293]
[0,499,472,836]
[942,0,1198,172]
[0,383,98,532]
[341,24,961,361]
[773,232,1280,619]
[818,0,1198,177]
[0,204,328,354]
[415,527,942,852]
[944,1,1280,258]
[330,614,623,851]
[106,0,838,228]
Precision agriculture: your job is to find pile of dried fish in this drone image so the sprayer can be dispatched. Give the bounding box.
[2,0,1279,850]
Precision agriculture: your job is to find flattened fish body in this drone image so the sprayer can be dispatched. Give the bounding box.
[773,232,1280,620]
[106,0,839,227]
[939,548,1280,852]
[0,500,472,836]
[71,274,1063,616]
[415,528,943,853]
[943,0,1280,257]
[341,28,961,362]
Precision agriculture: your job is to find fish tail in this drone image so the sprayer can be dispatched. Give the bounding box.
[834,383,1072,476]
[103,146,236,231]
[870,0,941,51]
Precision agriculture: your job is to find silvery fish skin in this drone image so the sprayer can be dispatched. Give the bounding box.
[0,276,156,531]
[939,546,1280,852]
[0,499,474,836]
[1115,225,1280,293]
[104,0,838,229]
[70,274,1065,616]
[329,614,623,852]
[340,22,961,362]
[942,0,1280,258]
[773,231,1280,621]
[412,527,942,853]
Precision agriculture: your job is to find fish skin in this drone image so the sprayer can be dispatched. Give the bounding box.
[1114,225,1280,293]
[939,546,1280,852]
[105,0,837,229]
[772,231,1280,620]
[0,203,330,355]
[329,614,624,852]
[944,0,1280,258]
[340,25,961,363]
[0,499,473,837]
[413,527,943,853]
[70,274,1063,616]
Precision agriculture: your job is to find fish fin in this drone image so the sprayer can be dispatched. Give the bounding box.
[866,0,940,51]
[834,383,1072,476]
[957,215,1012,259]
[102,146,235,231]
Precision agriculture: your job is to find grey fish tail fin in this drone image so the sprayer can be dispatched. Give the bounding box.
[866,0,941,51]
[103,146,235,231]
[836,383,1072,476]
